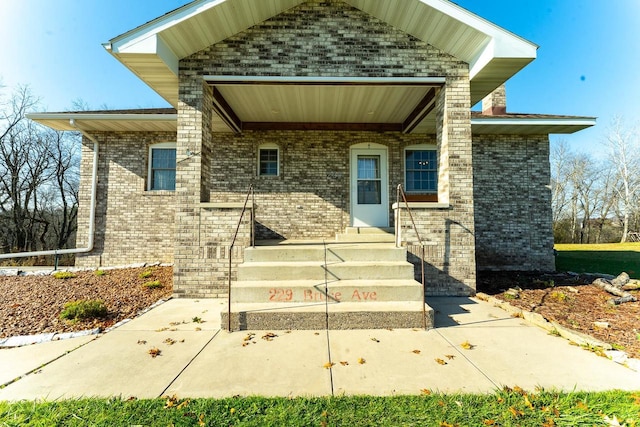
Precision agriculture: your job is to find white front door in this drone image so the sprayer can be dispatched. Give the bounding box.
[350,146,389,227]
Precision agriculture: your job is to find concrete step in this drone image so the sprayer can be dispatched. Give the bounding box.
[230,279,424,303]
[335,233,395,243]
[221,301,434,330]
[344,227,395,234]
[244,243,406,263]
[237,261,415,281]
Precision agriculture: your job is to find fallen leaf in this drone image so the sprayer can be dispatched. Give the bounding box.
[156,327,169,332]
[340,361,349,366]
[420,389,432,395]
[412,349,421,354]
[198,414,206,427]
[542,418,555,427]
[435,358,447,365]
[195,327,202,331]
[164,338,176,346]
[483,420,496,426]
[314,332,320,335]
[523,395,534,410]
[370,337,380,343]
[137,340,147,345]
[323,362,335,369]
[358,357,366,364]
[164,395,178,408]
[262,332,278,341]
[148,347,162,358]
[243,333,255,342]
[513,385,525,395]
[460,341,475,350]
[508,406,523,418]
[179,339,185,343]
[177,399,190,410]
[445,354,455,360]
[440,421,454,427]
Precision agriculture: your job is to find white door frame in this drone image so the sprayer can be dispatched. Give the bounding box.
[350,143,389,227]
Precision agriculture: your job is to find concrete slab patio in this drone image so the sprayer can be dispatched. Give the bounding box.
[1,297,638,401]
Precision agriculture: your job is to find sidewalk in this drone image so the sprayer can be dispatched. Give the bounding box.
[1,297,638,401]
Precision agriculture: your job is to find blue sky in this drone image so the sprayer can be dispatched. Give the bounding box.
[1,0,639,154]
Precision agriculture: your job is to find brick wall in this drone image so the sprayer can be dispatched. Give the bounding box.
[472,135,555,271]
[182,0,465,78]
[75,132,176,267]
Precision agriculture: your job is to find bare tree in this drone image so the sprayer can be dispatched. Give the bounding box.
[0,84,80,257]
[604,117,640,242]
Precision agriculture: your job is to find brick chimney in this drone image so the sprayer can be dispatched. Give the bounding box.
[482,84,507,115]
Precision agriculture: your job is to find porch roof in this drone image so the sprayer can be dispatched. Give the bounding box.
[102,0,538,132]
[27,108,596,136]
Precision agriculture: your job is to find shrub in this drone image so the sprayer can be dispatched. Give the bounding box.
[60,300,108,321]
[143,280,163,289]
[94,269,107,277]
[52,271,75,280]
[139,269,153,279]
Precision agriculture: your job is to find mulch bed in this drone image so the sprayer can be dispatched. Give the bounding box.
[1,267,638,360]
[478,271,640,359]
[0,266,173,338]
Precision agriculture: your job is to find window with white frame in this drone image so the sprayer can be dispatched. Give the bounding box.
[258,144,279,176]
[405,145,437,193]
[148,142,176,191]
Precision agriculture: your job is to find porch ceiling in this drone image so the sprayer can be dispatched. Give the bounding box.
[105,0,537,110]
[206,77,442,133]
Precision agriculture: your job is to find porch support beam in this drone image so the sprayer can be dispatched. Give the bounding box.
[212,87,243,133]
[402,87,438,134]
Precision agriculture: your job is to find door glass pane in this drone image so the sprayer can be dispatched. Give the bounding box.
[357,155,381,204]
[358,156,380,180]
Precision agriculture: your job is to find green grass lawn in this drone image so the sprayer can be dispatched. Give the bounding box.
[1,390,639,426]
[555,242,640,279]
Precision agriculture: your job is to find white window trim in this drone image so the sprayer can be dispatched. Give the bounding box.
[404,144,438,194]
[257,143,280,177]
[147,142,177,191]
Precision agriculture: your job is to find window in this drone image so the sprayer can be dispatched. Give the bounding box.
[405,146,437,193]
[258,145,279,176]
[148,143,176,191]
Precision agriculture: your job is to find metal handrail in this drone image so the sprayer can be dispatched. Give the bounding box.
[395,184,427,330]
[227,184,255,332]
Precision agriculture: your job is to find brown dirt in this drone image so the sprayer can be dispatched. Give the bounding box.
[478,271,640,359]
[0,266,173,338]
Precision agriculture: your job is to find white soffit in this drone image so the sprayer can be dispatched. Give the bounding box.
[105,0,537,107]
[27,113,179,133]
[471,117,597,135]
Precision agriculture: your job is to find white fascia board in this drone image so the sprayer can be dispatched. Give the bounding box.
[106,0,224,54]
[423,0,538,51]
[420,0,537,79]
[471,118,596,127]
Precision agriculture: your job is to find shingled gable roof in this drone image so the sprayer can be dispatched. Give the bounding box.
[103,0,538,107]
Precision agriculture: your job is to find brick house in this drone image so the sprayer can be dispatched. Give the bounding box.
[30,0,593,322]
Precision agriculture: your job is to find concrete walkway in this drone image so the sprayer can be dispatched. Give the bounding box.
[1,297,638,401]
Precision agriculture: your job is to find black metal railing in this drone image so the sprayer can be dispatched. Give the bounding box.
[227,184,255,332]
[395,184,428,330]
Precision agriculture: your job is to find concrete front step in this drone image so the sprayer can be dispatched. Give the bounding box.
[344,227,395,234]
[335,233,395,243]
[244,243,406,263]
[237,261,414,281]
[221,301,434,330]
[230,279,424,303]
